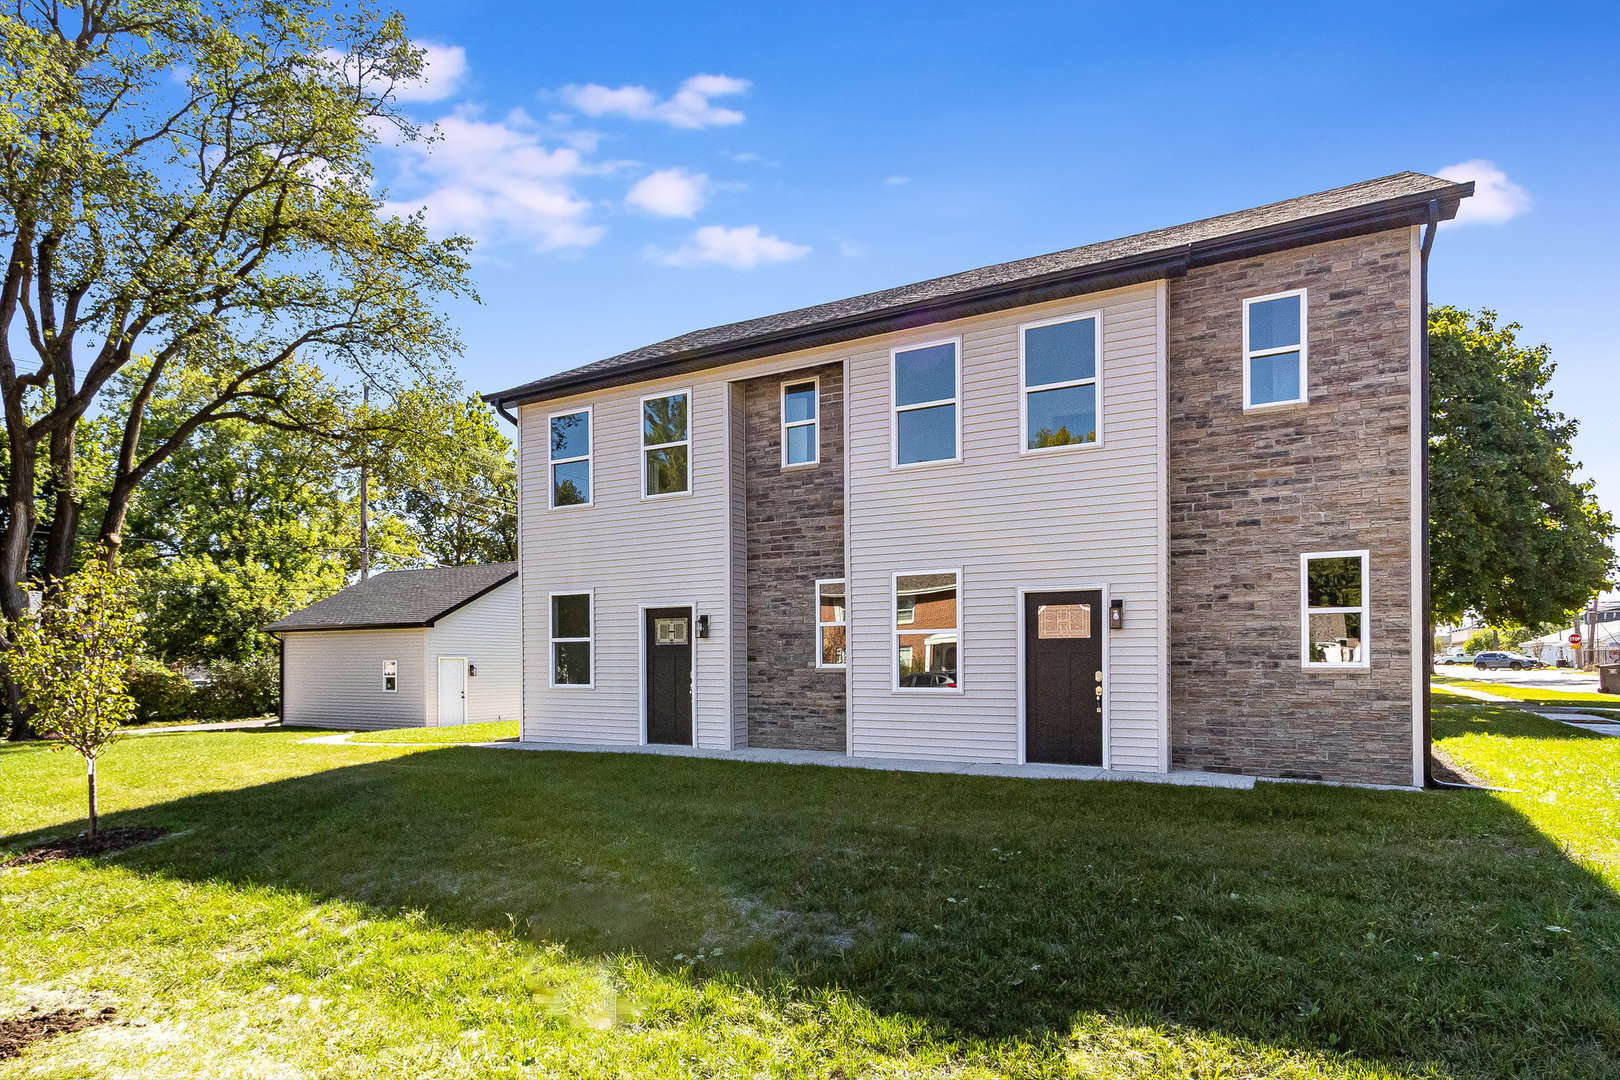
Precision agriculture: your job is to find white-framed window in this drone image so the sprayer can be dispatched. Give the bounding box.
[550,591,593,687]
[382,660,398,693]
[1243,289,1308,409]
[815,578,846,668]
[894,570,960,691]
[549,407,591,508]
[1021,313,1101,452]
[891,338,960,466]
[641,391,691,497]
[1301,551,1369,669]
[781,378,819,467]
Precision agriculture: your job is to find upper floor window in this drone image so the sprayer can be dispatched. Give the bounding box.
[382,660,398,693]
[549,408,591,507]
[1243,290,1307,409]
[816,579,846,667]
[1021,315,1100,451]
[550,592,593,686]
[1301,551,1368,669]
[642,392,690,497]
[895,571,959,690]
[891,339,960,466]
[782,379,819,467]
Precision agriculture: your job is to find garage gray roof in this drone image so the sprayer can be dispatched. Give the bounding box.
[487,172,1472,409]
[265,563,517,632]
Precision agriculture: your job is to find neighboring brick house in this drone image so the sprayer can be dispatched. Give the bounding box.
[488,173,1472,787]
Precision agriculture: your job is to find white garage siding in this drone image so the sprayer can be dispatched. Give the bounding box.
[281,628,427,730]
[424,580,521,725]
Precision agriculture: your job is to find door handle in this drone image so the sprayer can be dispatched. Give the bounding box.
[1094,686,1103,697]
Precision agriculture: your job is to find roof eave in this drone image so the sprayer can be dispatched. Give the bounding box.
[484,181,1470,411]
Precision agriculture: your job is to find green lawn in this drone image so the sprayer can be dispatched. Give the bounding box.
[1431,675,1620,708]
[2,717,1617,1078]
[346,719,519,744]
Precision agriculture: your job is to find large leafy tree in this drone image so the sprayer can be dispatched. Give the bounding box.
[1429,306,1615,627]
[0,0,471,626]
[371,388,516,567]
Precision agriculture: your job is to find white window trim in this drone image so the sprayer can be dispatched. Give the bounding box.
[639,389,693,500]
[1300,550,1370,671]
[781,376,820,469]
[892,568,963,694]
[382,659,397,693]
[1019,312,1105,455]
[548,589,595,689]
[890,337,962,469]
[547,405,593,510]
[814,577,846,669]
[1242,288,1309,411]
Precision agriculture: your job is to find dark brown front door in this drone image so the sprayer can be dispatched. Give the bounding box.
[1024,590,1104,766]
[645,607,693,745]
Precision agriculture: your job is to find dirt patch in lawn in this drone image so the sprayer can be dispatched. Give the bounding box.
[0,1006,117,1060]
[0,826,167,869]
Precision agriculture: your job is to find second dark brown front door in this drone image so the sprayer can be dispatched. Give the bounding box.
[645,607,693,745]
[1024,590,1104,766]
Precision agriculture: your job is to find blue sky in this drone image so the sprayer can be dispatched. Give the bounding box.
[380,0,1620,511]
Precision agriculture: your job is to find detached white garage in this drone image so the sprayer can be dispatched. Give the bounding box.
[266,563,519,730]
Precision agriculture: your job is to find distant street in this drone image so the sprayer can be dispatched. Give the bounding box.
[1438,665,1603,695]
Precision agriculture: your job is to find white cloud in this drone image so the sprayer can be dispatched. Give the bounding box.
[381,106,603,251]
[838,238,867,258]
[561,74,749,129]
[1437,160,1531,226]
[883,174,910,186]
[394,41,468,103]
[626,168,709,218]
[647,224,810,269]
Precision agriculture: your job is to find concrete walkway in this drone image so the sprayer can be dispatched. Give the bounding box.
[487,739,1256,789]
[1534,711,1620,737]
[123,717,280,737]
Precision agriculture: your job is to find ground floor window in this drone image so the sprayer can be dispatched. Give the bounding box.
[1301,551,1368,668]
[382,660,397,692]
[816,579,846,667]
[551,592,593,686]
[895,571,959,690]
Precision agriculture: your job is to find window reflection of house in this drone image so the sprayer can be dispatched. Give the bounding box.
[896,573,958,687]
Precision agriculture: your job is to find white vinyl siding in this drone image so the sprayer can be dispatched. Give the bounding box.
[424,579,521,725]
[521,380,736,748]
[282,628,427,730]
[517,281,1165,767]
[847,283,1166,768]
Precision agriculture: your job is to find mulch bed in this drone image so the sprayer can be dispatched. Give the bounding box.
[0,1006,117,1060]
[0,826,167,869]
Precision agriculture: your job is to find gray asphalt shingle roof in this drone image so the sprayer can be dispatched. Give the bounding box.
[488,172,1471,408]
[264,563,517,632]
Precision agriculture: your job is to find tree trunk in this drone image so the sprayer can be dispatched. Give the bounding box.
[40,423,80,581]
[0,434,38,623]
[96,471,140,566]
[86,754,98,840]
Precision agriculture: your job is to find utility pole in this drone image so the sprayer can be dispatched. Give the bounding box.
[359,383,370,581]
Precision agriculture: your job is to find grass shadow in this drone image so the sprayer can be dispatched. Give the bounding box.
[4,732,1620,1077]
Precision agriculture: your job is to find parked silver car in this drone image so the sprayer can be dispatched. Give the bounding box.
[1473,651,1541,671]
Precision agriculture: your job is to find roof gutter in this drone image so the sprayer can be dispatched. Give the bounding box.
[1419,198,1440,788]
[485,186,1468,412]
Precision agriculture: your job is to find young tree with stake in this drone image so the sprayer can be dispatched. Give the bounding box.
[6,555,141,839]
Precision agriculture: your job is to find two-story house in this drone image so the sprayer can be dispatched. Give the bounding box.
[487,172,1473,787]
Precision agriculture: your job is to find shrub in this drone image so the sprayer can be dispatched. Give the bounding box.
[193,655,279,720]
[125,656,197,726]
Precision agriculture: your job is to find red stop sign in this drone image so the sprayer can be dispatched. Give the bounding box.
[1569,632,1583,646]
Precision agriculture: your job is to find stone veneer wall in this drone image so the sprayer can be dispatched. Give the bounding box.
[743,362,847,750]
[1166,229,1417,785]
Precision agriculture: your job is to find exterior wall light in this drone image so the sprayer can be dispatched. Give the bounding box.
[1109,598,1124,630]
[467,663,478,677]
[696,614,710,639]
